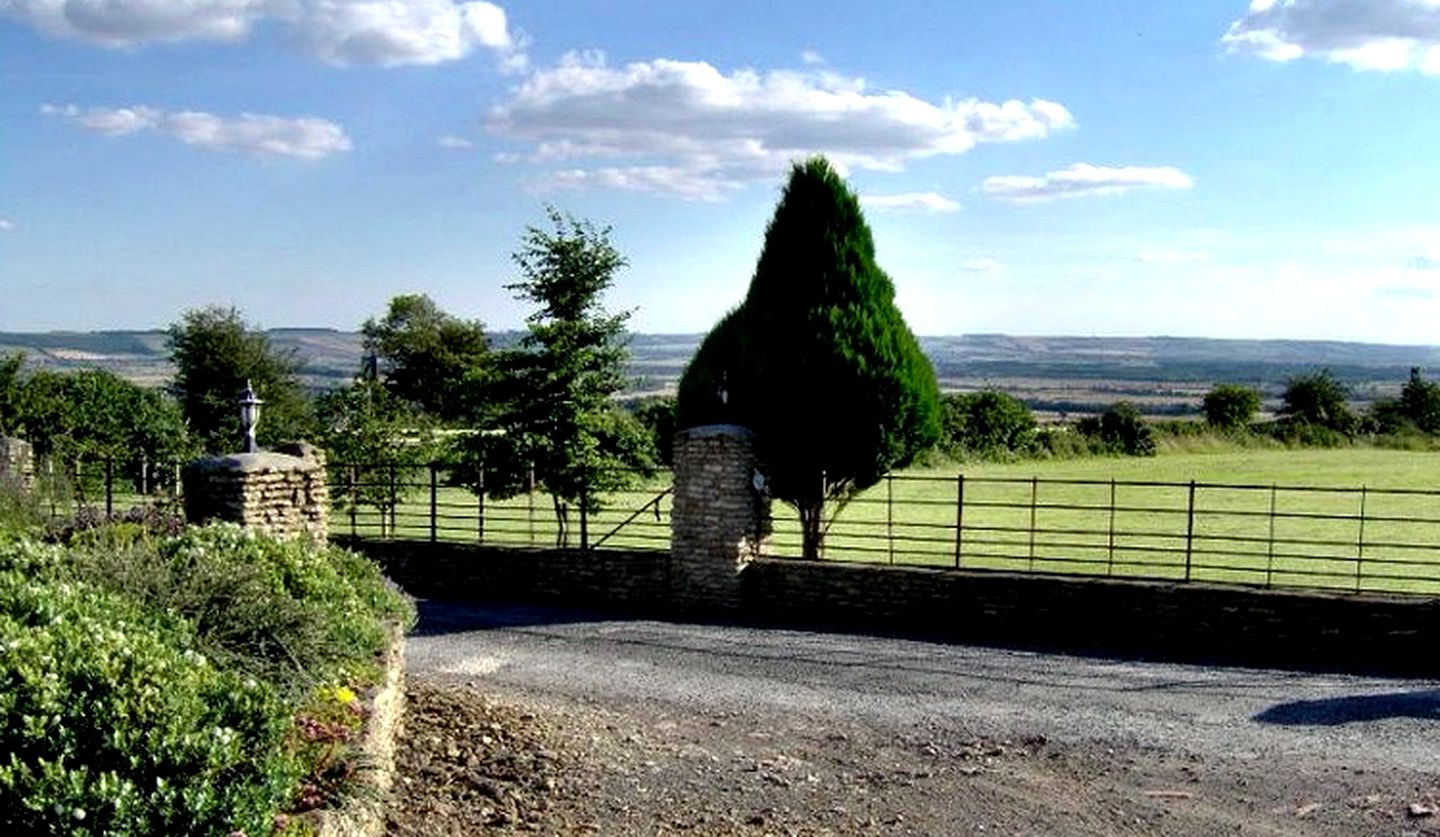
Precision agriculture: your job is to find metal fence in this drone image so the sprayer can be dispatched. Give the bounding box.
[325,462,672,551]
[6,456,185,522]
[785,474,1440,595]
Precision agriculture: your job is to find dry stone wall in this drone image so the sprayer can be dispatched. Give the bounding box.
[0,437,34,492]
[183,443,328,543]
[670,425,770,613]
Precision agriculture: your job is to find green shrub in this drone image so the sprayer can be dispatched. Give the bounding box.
[0,571,297,836]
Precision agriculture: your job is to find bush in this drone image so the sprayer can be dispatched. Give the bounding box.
[0,570,298,836]
[941,391,1037,460]
[1076,402,1156,456]
[1202,384,1260,431]
[60,524,414,696]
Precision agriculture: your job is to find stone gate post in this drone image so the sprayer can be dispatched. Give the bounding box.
[182,442,329,544]
[670,425,770,612]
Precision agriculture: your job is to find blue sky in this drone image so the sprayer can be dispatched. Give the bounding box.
[3,0,1440,343]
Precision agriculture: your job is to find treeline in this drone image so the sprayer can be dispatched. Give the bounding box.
[935,367,1440,462]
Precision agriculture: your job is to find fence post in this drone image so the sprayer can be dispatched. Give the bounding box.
[477,467,486,545]
[140,457,149,496]
[1028,476,1038,571]
[1356,485,1368,592]
[1266,483,1277,587]
[104,458,114,518]
[1184,480,1197,582]
[1107,478,1117,576]
[820,470,828,560]
[579,477,590,551]
[886,473,895,565]
[429,463,438,544]
[954,474,964,569]
[349,466,357,538]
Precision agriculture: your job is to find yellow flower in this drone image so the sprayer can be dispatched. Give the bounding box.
[332,686,357,705]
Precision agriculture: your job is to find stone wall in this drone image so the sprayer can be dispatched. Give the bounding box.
[670,425,770,614]
[0,437,34,492]
[742,558,1440,676]
[183,443,328,543]
[343,539,670,613]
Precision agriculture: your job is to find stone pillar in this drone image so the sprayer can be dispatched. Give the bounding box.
[182,444,329,544]
[670,425,770,612]
[0,437,35,493]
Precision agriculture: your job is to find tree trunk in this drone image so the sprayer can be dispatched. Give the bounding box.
[552,496,569,548]
[798,499,824,560]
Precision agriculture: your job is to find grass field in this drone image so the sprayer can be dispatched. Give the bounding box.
[323,448,1440,596]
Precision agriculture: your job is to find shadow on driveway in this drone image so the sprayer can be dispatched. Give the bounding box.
[1255,690,1440,726]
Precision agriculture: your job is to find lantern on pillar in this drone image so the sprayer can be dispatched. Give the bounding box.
[238,381,264,453]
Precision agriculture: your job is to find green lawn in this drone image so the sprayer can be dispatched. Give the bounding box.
[781,449,1440,595]
[326,448,1440,595]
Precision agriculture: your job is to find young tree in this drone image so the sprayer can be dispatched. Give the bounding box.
[360,294,489,423]
[1400,367,1440,434]
[1278,369,1355,434]
[1202,383,1261,431]
[941,391,1037,459]
[316,379,439,535]
[167,306,313,453]
[676,157,942,559]
[467,208,656,546]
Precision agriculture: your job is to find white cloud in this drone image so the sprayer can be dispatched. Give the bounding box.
[489,51,1074,200]
[0,218,14,232]
[982,163,1193,202]
[1410,255,1440,270]
[44,103,352,159]
[1137,249,1211,264]
[800,48,825,66]
[960,257,1005,274]
[436,133,474,149]
[0,0,526,68]
[1223,0,1440,75]
[861,192,961,213]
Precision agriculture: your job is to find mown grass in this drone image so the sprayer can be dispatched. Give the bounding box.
[328,448,1440,595]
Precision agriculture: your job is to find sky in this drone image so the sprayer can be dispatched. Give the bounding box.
[2,0,1440,344]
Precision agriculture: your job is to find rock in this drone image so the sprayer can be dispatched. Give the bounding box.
[1408,803,1436,818]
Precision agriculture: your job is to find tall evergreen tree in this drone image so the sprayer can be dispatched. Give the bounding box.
[677,157,941,558]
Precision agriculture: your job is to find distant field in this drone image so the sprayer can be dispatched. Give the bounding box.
[327,448,1440,595]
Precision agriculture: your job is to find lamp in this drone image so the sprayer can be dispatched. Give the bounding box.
[238,380,264,453]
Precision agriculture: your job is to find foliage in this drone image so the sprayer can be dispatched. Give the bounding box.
[316,380,439,531]
[167,306,314,453]
[463,208,656,546]
[941,391,1037,459]
[0,352,23,437]
[1202,383,1261,431]
[631,396,678,468]
[1278,368,1355,434]
[17,368,191,465]
[1400,367,1440,434]
[1076,402,1157,456]
[675,157,941,558]
[361,294,489,423]
[0,565,298,837]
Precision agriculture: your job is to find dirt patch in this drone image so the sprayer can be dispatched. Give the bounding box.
[385,677,1440,836]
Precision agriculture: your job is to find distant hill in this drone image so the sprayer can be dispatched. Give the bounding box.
[5,329,1439,416]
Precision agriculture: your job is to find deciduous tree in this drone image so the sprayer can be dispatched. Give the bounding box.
[1201,383,1260,431]
[360,294,489,423]
[465,208,655,546]
[167,307,312,453]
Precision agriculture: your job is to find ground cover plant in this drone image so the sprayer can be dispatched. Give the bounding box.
[0,521,413,835]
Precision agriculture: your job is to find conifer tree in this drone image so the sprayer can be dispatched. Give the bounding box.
[678,157,941,558]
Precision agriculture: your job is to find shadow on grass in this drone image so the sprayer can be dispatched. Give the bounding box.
[1254,690,1440,726]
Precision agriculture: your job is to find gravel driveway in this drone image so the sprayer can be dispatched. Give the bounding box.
[391,598,1440,835]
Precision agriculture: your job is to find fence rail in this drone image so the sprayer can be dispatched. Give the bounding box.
[325,462,672,552]
[766,473,1440,595]
[13,455,1440,596]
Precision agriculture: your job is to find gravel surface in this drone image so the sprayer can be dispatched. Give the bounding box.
[386,599,1440,835]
